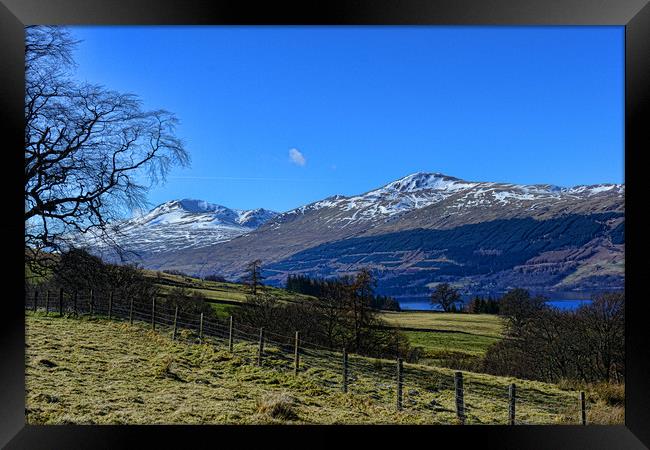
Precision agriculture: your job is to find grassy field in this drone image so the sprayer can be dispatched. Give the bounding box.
[144,270,314,304]
[378,311,504,366]
[25,311,611,425]
[378,311,504,337]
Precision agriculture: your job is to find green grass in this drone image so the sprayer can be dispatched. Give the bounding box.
[145,270,315,305]
[378,311,504,337]
[26,312,597,425]
[403,330,499,357]
[378,311,504,365]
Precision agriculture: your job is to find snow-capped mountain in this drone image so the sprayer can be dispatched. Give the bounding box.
[87,199,277,257]
[146,172,623,286]
[271,172,623,232]
[83,172,624,296]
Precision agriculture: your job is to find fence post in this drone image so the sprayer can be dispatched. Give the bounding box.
[294,331,300,375]
[172,306,178,341]
[580,391,587,425]
[59,287,64,316]
[45,291,50,315]
[228,316,234,352]
[151,297,156,330]
[108,291,113,320]
[396,358,404,411]
[454,371,465,424]
[73,291,78,316]
[257,327,265,366]
[509,383,516,425]
[33,290,38,312]
[198,312,204,342]
[129,298,134,325]
[89,289,94,318]
[342,348,348,393]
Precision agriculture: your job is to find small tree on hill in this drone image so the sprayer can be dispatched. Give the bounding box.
[430,283,460,312]
[242,259,264,295]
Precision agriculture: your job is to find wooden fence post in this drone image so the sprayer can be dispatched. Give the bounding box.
[580,391,587,425]
[151,297,156,330]
[396,358,404,411]
[45,291,50,315]
[89,289,94,318]
[257,327,265,366]
[294,331,300,375]
[129,298,134,325]
[172,306,178,341]
[73,291,78,316]
[228,316,234,352]
[509,383,516,425]
[59,287,64,316]
[454,371,465,424]
[342,348,348,393]
[108,291,113,320]
[199,312,204,342]
[33,290,38,312]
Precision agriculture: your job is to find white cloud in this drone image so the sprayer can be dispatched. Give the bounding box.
[289,148,306,166]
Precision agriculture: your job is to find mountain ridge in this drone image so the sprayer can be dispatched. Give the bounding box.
[84,172,624,297]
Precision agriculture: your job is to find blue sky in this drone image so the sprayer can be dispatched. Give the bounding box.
[69,26,624,213]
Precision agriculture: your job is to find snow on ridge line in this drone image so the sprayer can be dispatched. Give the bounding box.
[279,172,624,221]
[137,199,278,228]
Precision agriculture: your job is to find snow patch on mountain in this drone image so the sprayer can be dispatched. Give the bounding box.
[277,172,621,223]
[85,199,278,255]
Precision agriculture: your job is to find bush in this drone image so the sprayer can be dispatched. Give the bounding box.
[592,382,625,406]
[204,274,227,282]
[159,287,216,321]
[483,290,624,384]
[233,291,413,360]
[48,248,158,305]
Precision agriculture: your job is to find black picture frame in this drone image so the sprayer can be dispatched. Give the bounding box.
[1,1,648,448]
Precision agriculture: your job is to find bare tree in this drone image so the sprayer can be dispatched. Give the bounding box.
[242,259,264,295]
[430,283,461,312]
[346,268,377,351]
[25,26,190,277]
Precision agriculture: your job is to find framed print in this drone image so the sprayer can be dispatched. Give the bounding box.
[1,0,649,448]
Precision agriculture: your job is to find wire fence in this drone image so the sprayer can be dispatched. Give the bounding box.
[25,288,589,425]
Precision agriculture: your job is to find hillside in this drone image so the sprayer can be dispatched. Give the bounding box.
[26,312,606,425]
[143,269,314,304]
[264,212,624,298]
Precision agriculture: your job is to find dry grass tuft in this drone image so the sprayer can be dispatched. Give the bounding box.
[592,382,624,406]
[587,403,624,425]
[154,356,184,382]
[256,392,299,421]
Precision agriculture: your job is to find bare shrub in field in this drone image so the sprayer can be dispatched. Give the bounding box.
[235,269,413,360]
[153,355,184,382]
[592,381,625,406]
[587,403,624,425]
[483,290,624,384]
[256,392,299,421]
